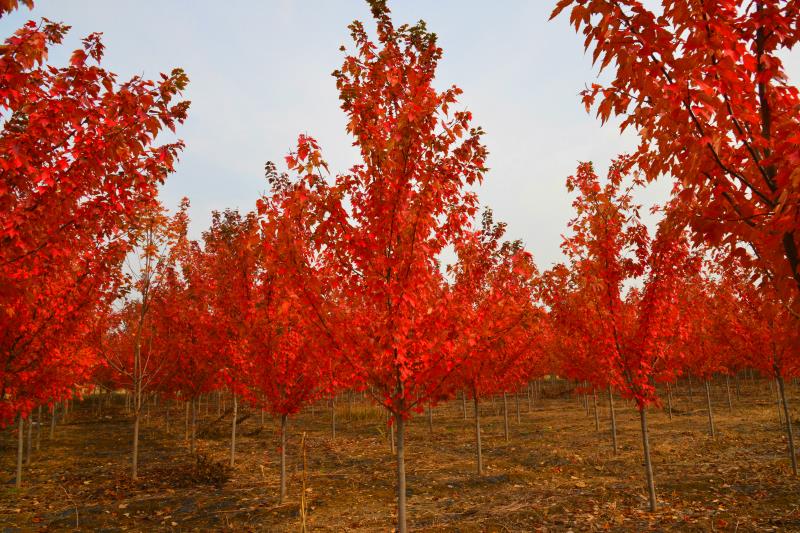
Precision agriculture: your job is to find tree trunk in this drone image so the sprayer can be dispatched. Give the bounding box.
[593,389,600,432]
[16,415,24,488]
[427,403,433,436]
[638,406,657,512]
[230,394,238,468]
[25,411,32,466]
[330,397,336,439]
[666,382,673,420]
[776,379,784,426]
[184,400,189,441]
[132,409,140,480]
[49,404,56,439]
[36,406,42,451]
[190,397,197,453]
[389,414,395,455]
[515,391,521,424]
[280,413,288,503]
[776,372,798,476]
[461,391,467,420]
[502,392,509,442]
[474,394,483,475]
[528,383,533,412]
[725,375,733,412]
[704,380,716,438]
[608,386,618,454]
[735,374,741,401]
[395,414,407,533]
[687,371,694,405]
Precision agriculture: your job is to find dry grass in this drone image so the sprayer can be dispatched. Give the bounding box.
[2,379,800,531]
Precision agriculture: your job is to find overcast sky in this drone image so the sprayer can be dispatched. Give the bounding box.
[2,2,798,269]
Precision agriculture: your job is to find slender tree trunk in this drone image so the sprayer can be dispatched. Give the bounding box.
[638,406,657,512]
[515,391,521,424]
[427,403,433,436]
[593,389,600,432]
[132,409,140,480]
[184,401,189,441]
[396,413,407,533]
[776,372,798,476]
[502,392,509,442]
[25,411,32,466]
[261,408,265,428]
[725,375,733,412]
[735,374,741,401]
[666,382,673,420]
[461,391,467,420]
[705,380,716,438]
[190,397,197,453]
[330,397,336,439]
[36,406,42,451]
[349,391,355,421]
[608,386,618,454]
[474,394,483,475]
[583,389,589,416]
[165,401,171,434]
[389,414,395,455]
[527,383,533,412]
[687,372,694,405]
[230,394,238,468]
[49,403,56,440]
[776,379,785,426]
[280,413,288,503]
[16,415,24,488]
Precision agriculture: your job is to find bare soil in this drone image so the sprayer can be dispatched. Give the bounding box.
[2,379,800,531]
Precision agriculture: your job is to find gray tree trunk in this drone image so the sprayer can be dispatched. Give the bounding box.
[608,386,618,454]
[666,382,673,420]
[190,398,197,453]
[280,413,288,503]
[230,395,238,467]
[25,411,32,466]
[502,392,509,442]
[132,409,140,480]
[474,394,483,475]
[704,380,716,437]
[725,375,733,412]
[396,414,407,533]
[776,371,798,476]
[638,406,657,512]
[16,415,23,488]
[330,397,336,439]
[36,406,42,451]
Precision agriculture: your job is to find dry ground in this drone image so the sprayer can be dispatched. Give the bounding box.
[2,379,800,531]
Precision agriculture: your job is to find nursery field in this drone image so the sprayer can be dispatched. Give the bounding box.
[3,379,800,532]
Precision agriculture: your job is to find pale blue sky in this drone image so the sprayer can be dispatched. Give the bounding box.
[2,2,797,268]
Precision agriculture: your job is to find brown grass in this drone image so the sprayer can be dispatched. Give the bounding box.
[2,379,800,531]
